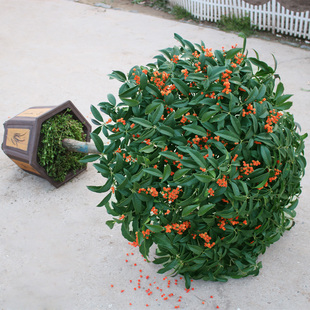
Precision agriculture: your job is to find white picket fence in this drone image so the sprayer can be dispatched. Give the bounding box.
[169,0,310,39]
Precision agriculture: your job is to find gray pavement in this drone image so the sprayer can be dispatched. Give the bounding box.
[0,0,310,309]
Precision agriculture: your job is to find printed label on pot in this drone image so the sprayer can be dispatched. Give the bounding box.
[6,128,30,151]
[17,108,52,118]
[11,159,40,175]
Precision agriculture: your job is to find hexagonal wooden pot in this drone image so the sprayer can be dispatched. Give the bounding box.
[2,100,91,188]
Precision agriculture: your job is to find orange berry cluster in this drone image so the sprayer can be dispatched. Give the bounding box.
[242,103,256,117]
[181,68,189,80]
[138,187,159,197]
[208,188,215,196]
[161,186,182,203]
[164,221,191,234]
[217,175,228,187]
[171,55,179,63]
[240,160,261,175]
[265,109,282,133]
[217,216,247,231]
[142,229,152,239]
[199,232,215,248]
[151,206,158,215]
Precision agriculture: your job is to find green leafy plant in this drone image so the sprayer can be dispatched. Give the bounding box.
[218,15,256,37]
[38,109,86,182]
[171,5,195,20]
[85,33,307,288]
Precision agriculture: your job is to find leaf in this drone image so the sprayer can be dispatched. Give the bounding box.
[182,124,207,136]
[93,163,110,176]
[106,220,115,229]
[182,204,198,217]
[79,154,100,163]
[225,47,243,59]
[145,224,163,233]
[194,173,213,183]
[160,151,180,162]
[171,78,190,97]
[198,203,215,216]
[174,33,185,47]
[108,70,127,82]
[162,164,171,182]
[119,85,139,98]
[120,98,140,107]
[131,117,153,128]
[187,149,206,168]
[90,132,104,153]
[187,244,204,255]
[214,130,240,143]
[174,107,191,119]
[146,83,162,97]
[90,105,103,122]
[260,145,272,166]
[157,124,174,137]
[97,192,112,207]
[151,103,165,124]
[107,93,116,106]
[143,167,163,178]
[145,100,162,114]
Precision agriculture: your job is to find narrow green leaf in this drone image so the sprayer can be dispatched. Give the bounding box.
[131,117,153,128]
[182,204,198,217]
[214,130,239,143]
[90,105,103,122]
[145,224,163,233]
[198,203,215,216]
[90,132,104,153]
[171,78,190,97]
[120,98,140,107]
[97,192,112,207]
[182,124,207,136]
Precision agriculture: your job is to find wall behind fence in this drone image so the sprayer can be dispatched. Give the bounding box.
[169,0,310,39]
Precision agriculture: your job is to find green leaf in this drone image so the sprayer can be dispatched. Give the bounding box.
[260,145,272,166]
[90,105,103,122]
[171,78,190,97]
[119,85,139,98]
[107,93,116,106]
[109,70,127,82]
[214,130,240,143]
[157,124,174,137]
[174,33,185,47]
[162,164,171,182]
[131,117,153,128]
[187,149,206,168]
[143,168,163,178]
[97,192,112,207]
[79,154,100,163]
[182,204,198,217]
[225,47,242,59]
[90,132,104,153]
[194,173,213,183]
[198,203,215,216]
[174,107,191,119]
[120,98,140,107]
[151,103,165,124]
[145,100,162,114]
[182,124,207,136]
[146,84,162,97]
[106,220,115,229]
[145,224,163,233]
[93,163,110,176]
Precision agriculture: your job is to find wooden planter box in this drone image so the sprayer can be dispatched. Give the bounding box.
[2,100,91,187]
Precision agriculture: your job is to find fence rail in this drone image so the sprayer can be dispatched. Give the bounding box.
[169,0,310,39]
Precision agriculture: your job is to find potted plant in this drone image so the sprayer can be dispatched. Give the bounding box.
[2,100,91,187]
[85,34,307,287]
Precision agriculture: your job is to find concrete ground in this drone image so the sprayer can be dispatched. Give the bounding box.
[0,0,310,309]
